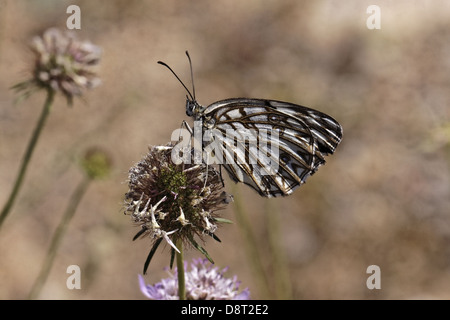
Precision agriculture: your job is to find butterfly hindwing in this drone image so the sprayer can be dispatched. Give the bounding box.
[202,98,343,197]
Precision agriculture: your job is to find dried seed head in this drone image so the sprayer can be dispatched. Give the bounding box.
[124,144,232,269]
[13,28,101,104]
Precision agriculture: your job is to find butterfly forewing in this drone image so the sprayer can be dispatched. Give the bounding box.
[202,98,343,197]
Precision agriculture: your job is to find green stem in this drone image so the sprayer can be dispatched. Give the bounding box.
[265,199,293,299]
[232,184,272,299]
[28,176,91,300]
[0,89,55,230]
[176,238,186,300]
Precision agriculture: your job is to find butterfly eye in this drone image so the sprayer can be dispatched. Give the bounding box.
[186,100,195,117]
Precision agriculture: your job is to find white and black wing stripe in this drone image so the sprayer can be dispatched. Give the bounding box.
[203,98,343,197]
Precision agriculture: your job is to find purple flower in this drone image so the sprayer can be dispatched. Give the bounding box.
[13,28,101,104]
[139,258,250,300]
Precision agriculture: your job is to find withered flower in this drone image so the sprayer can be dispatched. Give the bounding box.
[124,144,232,273]
[13,27,101,104]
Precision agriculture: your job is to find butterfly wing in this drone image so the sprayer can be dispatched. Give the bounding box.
[202,98,343,197]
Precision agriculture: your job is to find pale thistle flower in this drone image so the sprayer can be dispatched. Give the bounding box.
[124,144,232,273]
[13,27,101,104]
[0,29,102,230]
[139,258,250,300]
[80,147,112,180]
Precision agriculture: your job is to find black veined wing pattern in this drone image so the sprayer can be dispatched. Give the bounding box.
[202,98,343,197]
[158,52,343,198]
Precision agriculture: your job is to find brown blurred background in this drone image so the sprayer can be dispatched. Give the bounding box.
[1,0,449,299]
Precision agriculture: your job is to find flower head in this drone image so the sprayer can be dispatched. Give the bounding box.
[13,27,101,104]
[139,258,250,300]
[124,144,232,272]
[80,147,112,180]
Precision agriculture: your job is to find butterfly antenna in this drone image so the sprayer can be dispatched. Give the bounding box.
[185,51,196,100]
[157,60,195,101]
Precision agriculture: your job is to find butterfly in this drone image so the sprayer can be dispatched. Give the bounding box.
[158,51,343,198]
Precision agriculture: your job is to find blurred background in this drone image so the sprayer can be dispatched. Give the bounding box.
[0,0,449,299]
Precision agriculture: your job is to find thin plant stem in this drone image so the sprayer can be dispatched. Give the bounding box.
[0,89,55,230]
[231,184,272,299]
[176,237,186,300]
[0,0,5,62]
[28,176,91,300]
[265,199,293,299]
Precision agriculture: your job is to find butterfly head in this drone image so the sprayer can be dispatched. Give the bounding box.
[158,51,205,119]
[186,97,204,119]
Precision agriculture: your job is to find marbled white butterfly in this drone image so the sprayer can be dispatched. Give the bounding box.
[159,52,343,197]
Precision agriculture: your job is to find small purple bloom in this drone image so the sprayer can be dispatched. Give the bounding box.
[139,258,250,300]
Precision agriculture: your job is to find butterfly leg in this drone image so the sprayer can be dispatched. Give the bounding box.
[180,120,210,191]
[176,120,193,149]
[218,165,225,188]
[181,120,193,135]
[201,152,210,192]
